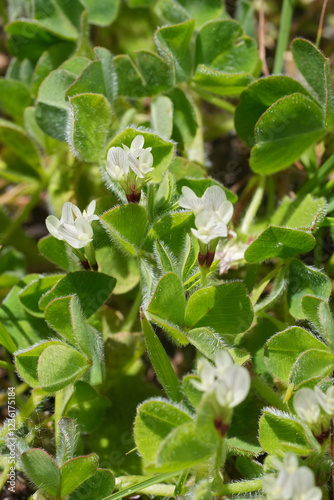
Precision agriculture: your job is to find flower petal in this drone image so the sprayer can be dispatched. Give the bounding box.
[45,215,63,240]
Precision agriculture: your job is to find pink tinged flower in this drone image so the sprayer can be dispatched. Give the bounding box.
[106,146,130,181]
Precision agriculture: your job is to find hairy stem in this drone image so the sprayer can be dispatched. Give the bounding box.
[251,375,286,411]
[191,84,236,113]
[122,289,142,332]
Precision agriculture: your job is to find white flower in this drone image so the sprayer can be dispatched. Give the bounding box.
[179,186,233,224]
[264,453,322,500]
[193,351,250,410]
[128,148,154,178]
[71,200,99,223]
[106,146,130,181]
[59,216,93,249]
[179,186,204,215]
[45,202,74,240]
[123,135,146,156]
[314,386,334,415]
[46,201,98,250]
[290,467,322,500]
[217,242,247,274]
[191,210,229,245]
[293,388,321,427]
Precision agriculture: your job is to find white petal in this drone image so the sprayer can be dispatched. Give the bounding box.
[61,202,75,224]
[86,200,96,216]
[107,146,129,178]
[203,185,227,211]
[131,135,144,151]
[179,186,203,213]
[129,154,144,178]
[59,224,85,249]
[45,215,63,240]
[75,216,93,238]
[294,388,321,424]
[195,210,215,229]
[225,365,250,407]
[217,200,234,224]
[215,351,233,375]
[191,227,211,244]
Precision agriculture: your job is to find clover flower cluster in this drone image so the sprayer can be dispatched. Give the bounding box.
[45,200,99,250]
[106,135,154,202]
[263,453,322,500]
[179,185,233,268]
[293,386,334,442]
[193,351,250,434]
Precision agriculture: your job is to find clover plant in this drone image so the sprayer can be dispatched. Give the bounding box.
[0,0,334,499]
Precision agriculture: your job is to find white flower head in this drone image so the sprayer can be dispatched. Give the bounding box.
[179,186,204,215]
[191,210,228,245]
[106,146,130,181]
[202,186,233,225]
[46,201,98,250]
[293,388,321,427]
[128,148,154,179]
[123,135,146,156]
[264,453,322,500]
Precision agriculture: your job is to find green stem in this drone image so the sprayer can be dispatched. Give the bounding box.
[251,375,286,411]
[190,84,236,113]
[240,176,265,235]
[122,289,142,332]
[214,438,226,472]
[0,360,15,371]
[251,263,282,305]
[107,472,180,500]
[273,0,294,74]
[220,478,263,496]
[174,469,189,496]
[298,153,334,197]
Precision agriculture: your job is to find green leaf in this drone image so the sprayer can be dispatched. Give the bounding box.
[292,38,329,105]
[183,375,202,408]
[155,20,195,82]
[0,119,42,174]
[68,93,112,162]
[38,236,77,271]
[79,0,119,26]
[148,212,194,257]
[66,55,115,103]
[287,259,331,319]
[264,326,330,382]
[57,417,77,465]
[21,449,61,497]
[142,313,184,403]
[289,349,334,388]
[194,20,259,75]
[169,157,206,181]
[192,65,254,97]
[61,454,99,496]
[66,381,110,433]
[69,469,115,500]
[38,344,90,392]
[186,327,229,360]
[15,340,65,388]
[250,94,326,174]
[156,421,215,471]
[151,95,173,139]
[0,321,17,354]
[34,0,79,40]
[245,226,316,263]
[6,20,62,61]
[60,56,91,75]
[101,204,147,256]
[134,399,192,463]
[113,54,145,98]
[147,273,188,345]
[235,76,314,147]
[185,282,253,335]
[168,87,198,150]
[259,409,314,456]
[0,275,52,349]
[106,127,174,183]
[153,0,190,26]
[302,295,334,349]
[18,275,63,318]
[96,245,139,294]
[0,79,31,118]
[177,0,223,28]
[134,51,175,96]
[270,194,327,231]
[39,271,116,316]
[35,69,77,141]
